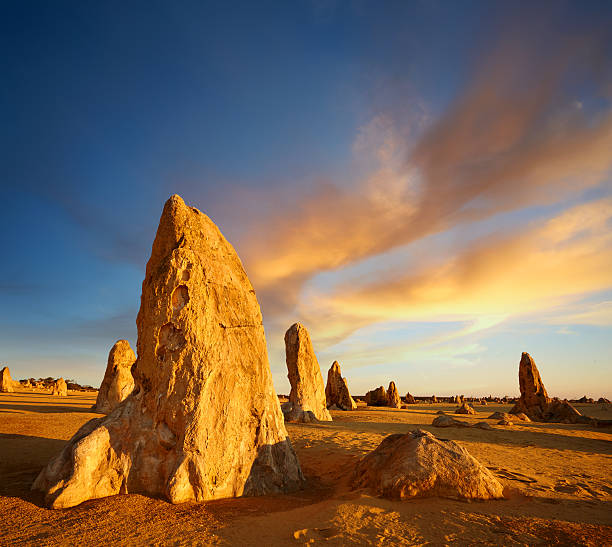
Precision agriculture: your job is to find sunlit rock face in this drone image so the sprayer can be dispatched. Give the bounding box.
[352,430,504,500]
[50,378,67,396]
[33,194,304,509]
[387,381,401,408]
[510,352,591,424]
[325,361,357,411]
[0,367,14,393]
[365,386,387,407]
[283,323,332,422]
[94,340,135,414]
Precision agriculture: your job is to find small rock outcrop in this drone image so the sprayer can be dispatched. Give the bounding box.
[431,395,438,403]
[510,353,591,424]
[50,378,67,396]
[283,323,332,422]
[405,393,416,404]
[455,402,475,415]
[365,386,388,407]
[387,381,401,408]
[488,412,510,421]
[432,415,470,428]
[94,340,136,414]
[352,430,504,500]
[33,195,304,509]
[1,367,14,393]
[325,361,357,411]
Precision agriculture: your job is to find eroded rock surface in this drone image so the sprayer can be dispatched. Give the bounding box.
[365,386,387,407]
[283,323,331,422]
[50,378,67,396]
[405,393,416,404]
[325,361,357,411]
[1,367,14,393]
[510,352,591,424]
[387,381,401,408]
[455,402,475,415]
[94,340,136,414]
[352,430,504,500]
[33,195,304,509]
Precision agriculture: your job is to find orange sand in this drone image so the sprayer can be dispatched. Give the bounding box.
[1,390,611,545]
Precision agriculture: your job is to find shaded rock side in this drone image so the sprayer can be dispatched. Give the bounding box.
[33,195,304,509]
[387,381,401,408]
[50,378,67,396]
[352,430,504,500]
[94,340,136,414]
[1,367,14,393]
[365,386,387,407]
[284,323,332,422]
[325,361,357,411]
[405,393,416,404]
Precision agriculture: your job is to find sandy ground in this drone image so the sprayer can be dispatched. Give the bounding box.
[1,390,611,546]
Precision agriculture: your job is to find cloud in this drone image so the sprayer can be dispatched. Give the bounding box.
[297,198,612,341]
[549,301,612,326]
[238,23,612,325]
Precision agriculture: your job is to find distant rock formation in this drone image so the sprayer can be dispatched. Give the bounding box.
[1,367,14,393]
[352,430,504,500]
[455,402,475,415]
[387,381,401,408]
[50,378,67,396]
[325,361,357,411]
[94,340,136,414]
[283,323,332,422]
[33,195,304,509]
[509,352,591,424]
[365,386,387,407]
[405,393,416,404]
[431,395,438,403]
[598,397,610,404]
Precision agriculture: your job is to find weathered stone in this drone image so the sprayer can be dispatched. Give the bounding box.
[455,402,475,415]
[325,361,357,411]
[1,367,14,393]
[405,393,416,404]
[473,422,493,430]
[513,412,531,422]
[365,386,387,407]
[598,397,611,404]
[431,395,438,403]
[50,378,67,396]
[33,195,304,509]
[509,352,549,419]
[510,353,591,424]
[487,411,510,421]
[352,430,504,500]
[284,323,331,422]
[94,340,136,414]
[432,415,470,428]
[497,418,513,426]
[387,381,401,408]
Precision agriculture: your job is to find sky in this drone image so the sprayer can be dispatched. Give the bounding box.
[2,1,612,398]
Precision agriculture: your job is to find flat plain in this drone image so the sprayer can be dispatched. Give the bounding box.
[1,390,611,546]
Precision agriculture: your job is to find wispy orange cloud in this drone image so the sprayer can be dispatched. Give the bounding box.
[297,198,612,343]
[240,27,612,324]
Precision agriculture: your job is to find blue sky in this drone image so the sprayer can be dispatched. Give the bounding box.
[2,1,611,397]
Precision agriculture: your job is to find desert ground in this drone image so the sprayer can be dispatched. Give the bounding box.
[1,389,611,546]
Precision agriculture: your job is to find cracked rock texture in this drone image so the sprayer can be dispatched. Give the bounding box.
[325,361,357,411]
[284,323,332,422]
[353,430,504,500]
[33,194,304,509]
[94,340,136,414]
